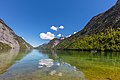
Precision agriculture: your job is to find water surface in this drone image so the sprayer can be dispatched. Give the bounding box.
[0,49,120,80]
[0,50,85,80]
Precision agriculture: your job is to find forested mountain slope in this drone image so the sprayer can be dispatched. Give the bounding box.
[55,0,120,51]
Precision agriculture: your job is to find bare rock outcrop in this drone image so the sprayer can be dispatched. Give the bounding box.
[0,19,32,51]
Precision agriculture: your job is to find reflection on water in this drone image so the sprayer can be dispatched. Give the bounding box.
[0,49,19,74]
[39,59,54,67]
[0,50,86,80]
[38,58,83,77]
[0,49,120,80]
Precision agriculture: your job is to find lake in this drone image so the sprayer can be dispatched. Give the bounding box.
[0,49,120,80]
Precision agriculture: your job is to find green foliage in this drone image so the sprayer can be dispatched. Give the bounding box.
[0,42,11,51]
[14,35,33,51]
[56,28,120,51]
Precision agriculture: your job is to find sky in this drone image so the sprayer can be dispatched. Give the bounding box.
[0,0,117,47]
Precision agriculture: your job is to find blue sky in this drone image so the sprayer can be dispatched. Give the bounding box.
[0,0,117,47]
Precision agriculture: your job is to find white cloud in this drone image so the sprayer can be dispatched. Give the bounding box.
[74,32,77,34]
[50,26,58,31]
[40,32,55,40]
[22,37,24,39]
[59,25,64,29]
[66,35,71,38]
[57,34,62,37]
[68,35,71,37]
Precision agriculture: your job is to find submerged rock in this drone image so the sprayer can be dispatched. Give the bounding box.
[58,72,62,76]
[49,70,56,75]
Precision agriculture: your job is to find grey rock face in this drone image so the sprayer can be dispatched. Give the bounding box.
[0,19,32,50]
[0,20,19,50]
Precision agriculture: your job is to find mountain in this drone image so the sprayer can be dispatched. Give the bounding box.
[66,0,120,38]
[0,19,32,51]
[80,0,120,35]
[55,0,120,51]
[36,38,64,50]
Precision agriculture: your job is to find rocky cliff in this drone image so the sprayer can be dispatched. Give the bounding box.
[0,19,32,51]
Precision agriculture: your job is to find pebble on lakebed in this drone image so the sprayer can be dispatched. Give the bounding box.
[49,70,56,75]
[58,72,62,76]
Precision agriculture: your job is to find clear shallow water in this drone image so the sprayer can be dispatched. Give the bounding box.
[54,50,120,80]
[0,50,85,80]
[0,49,120,80]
